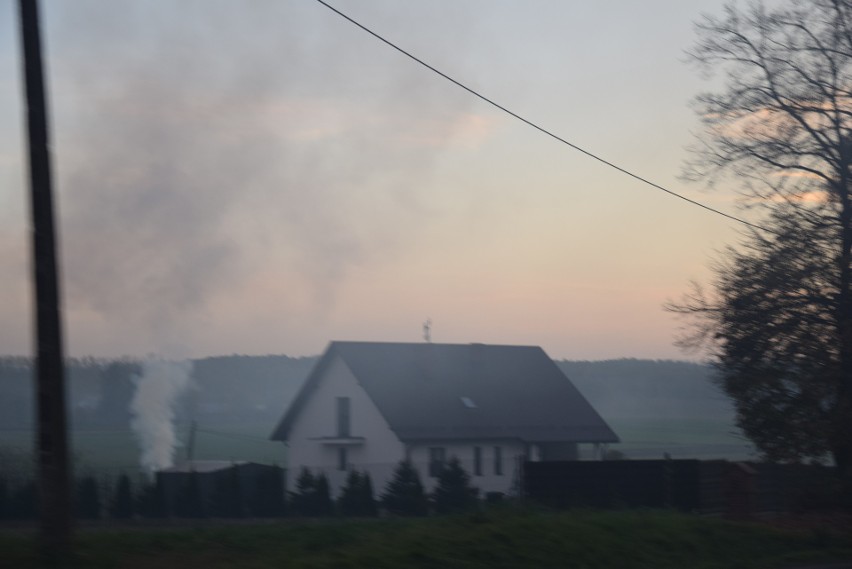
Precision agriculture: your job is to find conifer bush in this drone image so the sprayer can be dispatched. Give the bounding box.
[75,475,101,519]
[431,456,479,514]
[381,459,429,516]
[338,470,378,517]
[8,480,36,520]
[289,467,316,516]
[290,468,333,516]
[0,476,8,520]
[314,473,334,517]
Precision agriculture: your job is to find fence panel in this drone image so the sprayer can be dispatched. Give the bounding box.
[523,460,838,516]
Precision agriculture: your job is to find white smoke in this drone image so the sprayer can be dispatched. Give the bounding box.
[129,358,193,474]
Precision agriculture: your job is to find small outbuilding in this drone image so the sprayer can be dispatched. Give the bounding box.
[156,460,284,517]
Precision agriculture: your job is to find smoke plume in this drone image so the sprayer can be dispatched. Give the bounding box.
[129,358,193,474]
[37,1,481,356]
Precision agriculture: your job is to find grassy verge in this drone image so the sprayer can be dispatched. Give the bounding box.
[2,508,851,569]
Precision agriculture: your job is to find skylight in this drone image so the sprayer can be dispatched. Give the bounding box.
[460,396,477,409]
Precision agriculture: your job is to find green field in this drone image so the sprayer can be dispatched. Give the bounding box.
[0,423,284,478]
[0,416,752,479]
[2,508,851,569]
[605,417,755,461]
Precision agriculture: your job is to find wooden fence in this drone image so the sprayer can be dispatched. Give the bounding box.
[523,459,838,517]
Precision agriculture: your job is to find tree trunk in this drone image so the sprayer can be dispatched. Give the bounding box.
[834,147,852,507]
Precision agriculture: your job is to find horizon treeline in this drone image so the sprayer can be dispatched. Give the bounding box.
[0,354,725,432]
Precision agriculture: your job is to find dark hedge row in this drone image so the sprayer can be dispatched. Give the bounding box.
[0,457,487,521]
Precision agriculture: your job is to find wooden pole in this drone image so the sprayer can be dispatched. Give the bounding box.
[18,0,73,557]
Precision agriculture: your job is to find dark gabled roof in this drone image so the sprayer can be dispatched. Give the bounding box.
[271,341,618,444]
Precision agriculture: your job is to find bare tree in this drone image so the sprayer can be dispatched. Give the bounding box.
[670,0,852,489]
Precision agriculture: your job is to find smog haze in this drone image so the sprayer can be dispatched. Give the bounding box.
[0,1,745,360]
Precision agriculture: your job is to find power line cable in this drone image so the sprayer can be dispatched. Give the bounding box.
[313,0,771,234]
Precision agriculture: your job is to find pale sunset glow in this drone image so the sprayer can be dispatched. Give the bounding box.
[0,1,750,361]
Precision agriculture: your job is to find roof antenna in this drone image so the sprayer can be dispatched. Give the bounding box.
[423,318,432,343]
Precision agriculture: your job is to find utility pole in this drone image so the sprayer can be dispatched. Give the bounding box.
[18,0,73,557]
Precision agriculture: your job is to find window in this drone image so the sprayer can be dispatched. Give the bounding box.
[473,446,482,476]
[494,445,503,476]
[428,447,446,477]
[336,397,350,437]
[337,446,348,471]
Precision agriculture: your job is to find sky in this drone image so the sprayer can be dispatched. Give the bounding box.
[0,0,759,361]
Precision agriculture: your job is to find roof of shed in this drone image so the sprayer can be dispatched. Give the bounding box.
[271,341,618,444]
[158,460,249,474]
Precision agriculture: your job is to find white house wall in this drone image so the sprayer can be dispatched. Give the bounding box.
[406,440,526,495]
[285,356,543,499]
[285,354,405,496]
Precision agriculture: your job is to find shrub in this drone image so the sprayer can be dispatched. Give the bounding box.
[0,476,8,520]
[289,467,316,516]
[338,470,378,517]
[431,456,479,514]
[290,468,333,517]
[381,459,428,516]
[8,480,36,520]
[314,473,334,517]
[75,475,101,519]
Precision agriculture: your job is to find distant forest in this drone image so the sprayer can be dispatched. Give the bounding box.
[0,355,316,431]
[0,355,727,431]
[557,359,730,421]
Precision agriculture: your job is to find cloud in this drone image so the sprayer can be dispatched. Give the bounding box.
[707,96,852,142]
[235,96,499,149]
[772,171,824,180]
[36,0,479,355]
[763,185,827,204]
[394,112,500,148]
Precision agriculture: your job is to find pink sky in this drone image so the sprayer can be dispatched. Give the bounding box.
[0,1,753,361]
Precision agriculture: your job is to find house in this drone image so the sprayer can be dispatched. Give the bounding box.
[270,341,618,497]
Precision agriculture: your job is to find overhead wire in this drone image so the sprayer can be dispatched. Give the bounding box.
[313,0,772,234]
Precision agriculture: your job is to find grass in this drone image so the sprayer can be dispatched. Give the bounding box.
[2,416,750,477]
[0,425,284,477]
[2,508,851,569]
[599,418,756,460]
